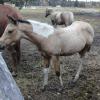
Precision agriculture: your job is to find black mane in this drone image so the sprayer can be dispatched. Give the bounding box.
[17,19,30,24]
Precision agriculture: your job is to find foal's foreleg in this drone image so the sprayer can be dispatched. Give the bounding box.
[52,56,63,86]
[43,57,51,87]
[7,46,18,77]
[15,41,21,64]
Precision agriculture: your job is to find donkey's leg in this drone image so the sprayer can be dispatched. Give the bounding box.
[51,20,57,28]
[52,56,63,86]
[65,22,68,27]
[51,20,55,25]
[43,56,51,88]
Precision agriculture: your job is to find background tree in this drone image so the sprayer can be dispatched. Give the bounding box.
[0,0,4,4]
[74,0,79,7]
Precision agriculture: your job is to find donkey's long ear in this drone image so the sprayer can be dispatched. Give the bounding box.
[7,15,18,25]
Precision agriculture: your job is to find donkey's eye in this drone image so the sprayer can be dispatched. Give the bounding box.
[8,30,13,34]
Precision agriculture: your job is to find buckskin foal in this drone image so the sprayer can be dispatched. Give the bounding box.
[0,16,94,90]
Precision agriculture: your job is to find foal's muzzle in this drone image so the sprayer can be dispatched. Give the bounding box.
[0,42,5,50]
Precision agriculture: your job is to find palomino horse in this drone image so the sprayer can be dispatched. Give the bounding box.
[0,16,94,90]
[45,8,74,27]
[0,4,23,76]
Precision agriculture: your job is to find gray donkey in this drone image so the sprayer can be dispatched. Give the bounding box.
[45,8,74,27]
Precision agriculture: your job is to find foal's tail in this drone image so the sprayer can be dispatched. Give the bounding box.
[87,24,94,38]
[85,23,94,46]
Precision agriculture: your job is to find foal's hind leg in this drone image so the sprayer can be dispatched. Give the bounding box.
[73,45,90,83]
[73,57,84,83]
[52,56,63,87]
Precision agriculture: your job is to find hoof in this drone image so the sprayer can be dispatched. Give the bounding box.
[12,71,17,77]
[68,80,76,88]
[58,86,64,93]
[41,85,47,92]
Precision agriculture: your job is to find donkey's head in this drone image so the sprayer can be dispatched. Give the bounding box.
[45,8,53,17]
[0,16,21,49]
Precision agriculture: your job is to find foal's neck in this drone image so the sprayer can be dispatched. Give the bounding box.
[19,23,46,48]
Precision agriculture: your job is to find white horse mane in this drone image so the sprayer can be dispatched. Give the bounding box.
[27,20,54,38]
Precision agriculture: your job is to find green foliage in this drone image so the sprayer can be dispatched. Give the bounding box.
[0,0,4,4]
[0,0,36,4]
[0,0,10,4]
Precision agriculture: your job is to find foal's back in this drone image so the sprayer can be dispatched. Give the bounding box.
[56,21,94,37]
[49,21,94,55]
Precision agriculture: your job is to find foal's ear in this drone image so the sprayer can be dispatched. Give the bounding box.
[7,15,18,25]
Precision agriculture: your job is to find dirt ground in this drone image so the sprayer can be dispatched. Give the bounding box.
[3,9,100,100]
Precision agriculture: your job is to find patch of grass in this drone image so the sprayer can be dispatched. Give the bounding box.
[20,8,46,14]
[20,7,100,14]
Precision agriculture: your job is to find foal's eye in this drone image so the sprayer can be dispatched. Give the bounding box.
[8,30,13,34]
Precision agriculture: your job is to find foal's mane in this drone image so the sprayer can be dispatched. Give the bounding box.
[17,19,30,24]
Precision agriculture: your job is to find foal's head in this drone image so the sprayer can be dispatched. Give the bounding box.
[45,8,53,17]
[0,16,21,49]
